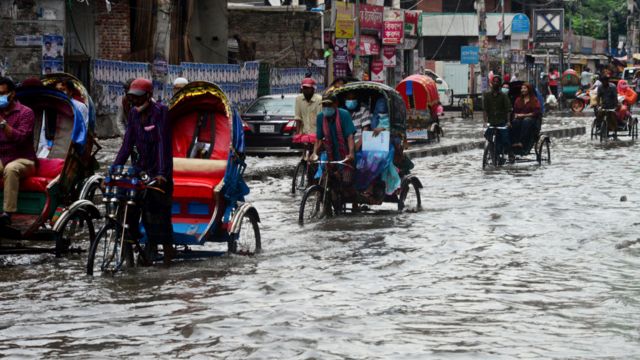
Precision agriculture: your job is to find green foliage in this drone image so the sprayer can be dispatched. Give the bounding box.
[565,0,627,40]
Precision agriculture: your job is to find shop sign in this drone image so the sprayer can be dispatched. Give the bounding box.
[335,2,355,39]
[334,38,349,64]
[371,59,385,83]
[383,8,404,45]
[404,10,420,37]
[360,4,384,32]
[460,46,479,64]
[348,35,380,56]
[383,46,396,67]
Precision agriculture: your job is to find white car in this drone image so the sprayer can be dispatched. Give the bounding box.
[423,69,453,106]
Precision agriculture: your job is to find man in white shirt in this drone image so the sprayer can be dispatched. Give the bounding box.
[294,78,322,139]
[56,79,89,128]
[580,67,593,90]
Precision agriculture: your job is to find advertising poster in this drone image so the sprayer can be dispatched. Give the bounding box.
[382,9,404,45]
[371,59,385,83]
[42,34,63,60]
[335,1,354,39]
[359,4,383,32]
[382,46,396,67]
[404,10,420,37]
[348,35,380,56]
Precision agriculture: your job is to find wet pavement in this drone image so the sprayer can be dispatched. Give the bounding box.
[2,111,640,357]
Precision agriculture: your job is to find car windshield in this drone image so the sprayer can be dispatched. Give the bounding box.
[246,97,296,115]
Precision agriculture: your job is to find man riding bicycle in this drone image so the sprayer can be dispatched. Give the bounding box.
[596,75,619,131]
[483,75,513,162]
[112,78,175,265]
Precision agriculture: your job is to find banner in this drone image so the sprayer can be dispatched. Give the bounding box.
[371,59,385,83]
[382,46,396,67]
[348,35,380,56]
[383,9,404,45]
[335,1,355,39]
[359,4,383,32]
[404,10,420,37]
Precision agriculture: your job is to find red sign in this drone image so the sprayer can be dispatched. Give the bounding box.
[404,10,420,37]
[382,9,404,45]
[359,4,383,32]
[348,35,380,56]
[382,45,396,67]
[371,59,385,83]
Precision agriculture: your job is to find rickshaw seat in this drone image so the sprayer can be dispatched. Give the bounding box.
[0,158,65,193]
[172,158,227,201]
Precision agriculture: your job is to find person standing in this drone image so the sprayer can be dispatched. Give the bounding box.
[483,76,513,162]
[113,78,175,264]
[0,77,37,226]
[294,78,322,143]
[580,67,593,90]
[119,78,134,133]
[548,67,560,97]
[172,77,189,93]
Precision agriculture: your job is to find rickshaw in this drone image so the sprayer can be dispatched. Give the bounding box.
[0,84,102,256]
[41,73,97,133]
[560,69,580,107]
[298,81,423,225]
[395,75,442,143]
[483,81,551,168]
[87,81,261,275]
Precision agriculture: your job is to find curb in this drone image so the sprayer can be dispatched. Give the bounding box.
[244,125,586,180]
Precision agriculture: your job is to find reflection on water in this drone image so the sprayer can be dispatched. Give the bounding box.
[3,131,640,357]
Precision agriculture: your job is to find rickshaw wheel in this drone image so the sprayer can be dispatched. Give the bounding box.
[87,221,129,276]
[398,181,422,212]
[229,212,261,256]
[632,118,639,139]
[83,181,106,228]
[570,99,584,113]
[299,185,327,225]
[55,209,96,258]
[599,119,608,142]
[482,141,497,169]
[590,119,597,140]
[291,161,308,194]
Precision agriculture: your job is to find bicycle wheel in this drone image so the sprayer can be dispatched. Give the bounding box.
[398,180,422,212]
[229,211,261,255]
[87,220,131,276]
[299,185,326,225]
[600,118,608,142]
[482,141,496,169]
[291,160,308,194]
[55,207,96,258]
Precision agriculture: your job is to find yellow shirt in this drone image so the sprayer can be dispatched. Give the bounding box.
[294,93,322,135]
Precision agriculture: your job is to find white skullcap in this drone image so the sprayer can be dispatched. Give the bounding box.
[173,77,189,86]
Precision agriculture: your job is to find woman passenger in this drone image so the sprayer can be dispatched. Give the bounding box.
[511,82,541,150]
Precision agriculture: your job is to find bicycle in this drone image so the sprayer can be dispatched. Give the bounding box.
[591,108,618,142]
[482,125,509,169]
[86,166,163,276]
[291,141,317,194]
[298,158,351,225]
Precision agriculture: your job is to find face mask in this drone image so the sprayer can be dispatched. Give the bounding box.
[501,88,509,94]
[0,95,9,109]
[322,107,335,117]
[135,101,149,113]
[345,99,358,110]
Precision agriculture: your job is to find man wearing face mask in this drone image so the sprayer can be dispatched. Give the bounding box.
[0,77,37,226]
[294,78,322,140]
[313,94,356,184]
[483,75,513,162]
[113,77,175,265]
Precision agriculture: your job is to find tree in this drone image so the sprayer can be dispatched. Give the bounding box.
[565,0,627,40]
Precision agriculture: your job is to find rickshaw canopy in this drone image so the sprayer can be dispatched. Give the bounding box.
[561,69,580,86]
[395,75,440,111]
[329,81,407,136]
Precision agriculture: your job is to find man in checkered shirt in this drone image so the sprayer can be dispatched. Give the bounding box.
[343,91,371,150]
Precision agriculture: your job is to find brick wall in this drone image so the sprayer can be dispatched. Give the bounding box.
[228,7,322,67]
[95,1,130,60]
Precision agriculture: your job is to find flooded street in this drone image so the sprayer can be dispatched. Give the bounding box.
[3,116,640,358]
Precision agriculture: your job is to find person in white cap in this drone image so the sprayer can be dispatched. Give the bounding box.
[173,77,189,93]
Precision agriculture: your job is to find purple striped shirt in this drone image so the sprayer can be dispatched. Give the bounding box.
[0,101,37,165]
[114,101,172,179]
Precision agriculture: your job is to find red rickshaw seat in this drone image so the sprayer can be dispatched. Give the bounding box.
[172,158,227,201]
[0,158,65,193]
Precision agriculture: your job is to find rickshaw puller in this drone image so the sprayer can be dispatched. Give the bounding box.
[0,77,37,226]
[312,94,356,186]
[596,76,619,131]
[113,78,175,265]
[483,76,513,162]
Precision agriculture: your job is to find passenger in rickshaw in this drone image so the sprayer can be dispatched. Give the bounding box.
[343,91,371,150]
[112,77,175,265]
[0,77,37,226]
[312,93,356,186]
[615,79,637,123]
[55,79,89,128]
[596,76,619,130]
[483,75,513,161]
[355,97,401,198]
[511,83,541,151]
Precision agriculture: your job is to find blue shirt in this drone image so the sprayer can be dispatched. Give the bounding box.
[114,101,173,179]
[316,108,356,160]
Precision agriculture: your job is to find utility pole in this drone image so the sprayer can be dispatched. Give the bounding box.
[478,0,488,92]
[608,14,612,55]
[500,0,505,75]
[354,0,361,79]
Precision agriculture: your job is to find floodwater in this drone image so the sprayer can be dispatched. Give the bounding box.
[2,119,640,358]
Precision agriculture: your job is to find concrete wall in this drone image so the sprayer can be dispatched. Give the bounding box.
[228,6,322,67]
[0,0,65,80]
[190,0,228,64]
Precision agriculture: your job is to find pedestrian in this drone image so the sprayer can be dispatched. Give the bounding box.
[0,77,37,226]
[580,67,593,90]
[112,77,175,265]
[548,67,559,97]
[172,77,188,93]
[482,75,514,162]
[119,78,134,132]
